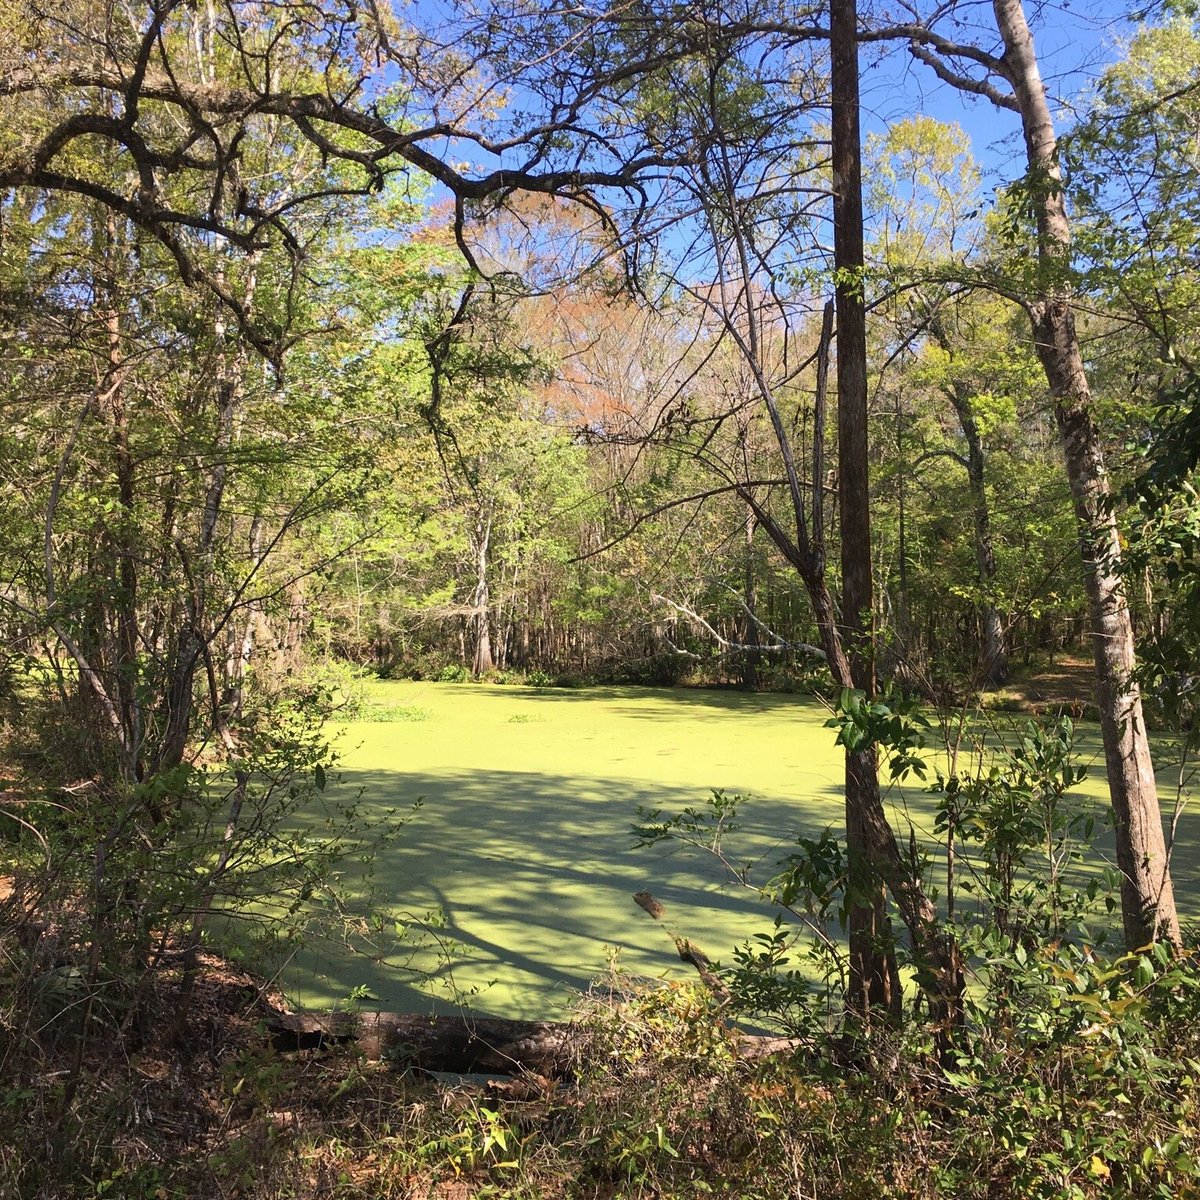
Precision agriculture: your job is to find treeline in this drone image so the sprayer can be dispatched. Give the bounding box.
[5,19,1189,711]
[312,276,1085,694]
[311,214,1090,694]
[1,0,1195,958]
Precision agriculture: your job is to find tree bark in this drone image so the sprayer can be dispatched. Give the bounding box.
[832,0,901,1020]
[740,510,761,689]
[471,510,494,677]
[992,0,1179,947]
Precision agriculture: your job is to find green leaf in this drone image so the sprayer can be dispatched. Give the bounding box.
[1133,955,1155,988]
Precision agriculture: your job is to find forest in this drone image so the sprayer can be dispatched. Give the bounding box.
[3,0,1200,1196]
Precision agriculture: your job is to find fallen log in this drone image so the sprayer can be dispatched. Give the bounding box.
[267,1008,807,1075]
[268,1010,579,1073]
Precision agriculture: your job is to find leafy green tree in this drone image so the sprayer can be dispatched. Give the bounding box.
[0,7,442,1054]
[1068,18,1200,374]
[1066,20,1200,782]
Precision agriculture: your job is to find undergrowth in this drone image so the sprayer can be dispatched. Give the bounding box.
[0,949,1197,1199]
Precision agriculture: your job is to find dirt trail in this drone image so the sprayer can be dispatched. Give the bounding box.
[1000,655,1096,711]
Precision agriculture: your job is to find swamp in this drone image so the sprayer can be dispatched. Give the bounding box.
[4,1,1200,1196]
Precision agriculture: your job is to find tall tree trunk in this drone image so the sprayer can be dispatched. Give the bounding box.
[992,0,1179,947]
[471,509,494,677]
[680,12,962,1024]
[832,0,901,1020]
[741,511,761,690]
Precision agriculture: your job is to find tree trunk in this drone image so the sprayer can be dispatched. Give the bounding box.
[741,510,761,690]
[951,383,1008,687]
[992,0,1179,947]
[832,0,902,1021]
[472,509,494,677]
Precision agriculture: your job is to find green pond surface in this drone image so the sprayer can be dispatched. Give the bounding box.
[278,681,1200,1019]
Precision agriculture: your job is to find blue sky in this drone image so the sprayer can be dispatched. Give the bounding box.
[406,1,1156,207]
[402,1,1166,281]
[861,1,1150,188]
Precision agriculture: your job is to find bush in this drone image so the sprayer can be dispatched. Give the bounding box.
[0,670,409,1129]
[625,713,1200,1197]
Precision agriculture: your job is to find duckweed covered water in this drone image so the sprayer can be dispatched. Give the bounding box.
[278,681,1197,1019]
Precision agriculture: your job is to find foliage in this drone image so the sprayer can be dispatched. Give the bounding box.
[3,2,1200,1195]
[0,669,413,1051]
[925,939,1200,1199]
[825,686,932,780]
[631,712,1134,1025]
[1126,373,1200,743]
[932,718,1105,947]
[1067,19,1200,368]
[618,710,1200,1197]
[3,943,1198,1199]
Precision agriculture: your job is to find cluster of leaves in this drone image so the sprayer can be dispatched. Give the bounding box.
[1124,374,1200,738]
[0,672,409,1046]
[825,685,933,780]
[930,942,1200,1199]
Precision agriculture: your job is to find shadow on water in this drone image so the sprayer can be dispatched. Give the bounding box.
[281,765,848,1018]
[277,683,1200,1018]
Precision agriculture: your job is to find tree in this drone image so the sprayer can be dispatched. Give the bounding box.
[1066,20,1200,861]
[1067,18,1200,375]
[892,0,1181,947]
[0,6,447,1054]
[533,2,964,1019]
[868,118,1012,688]
[832,0,911,1016]
[895,290,1071,686]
